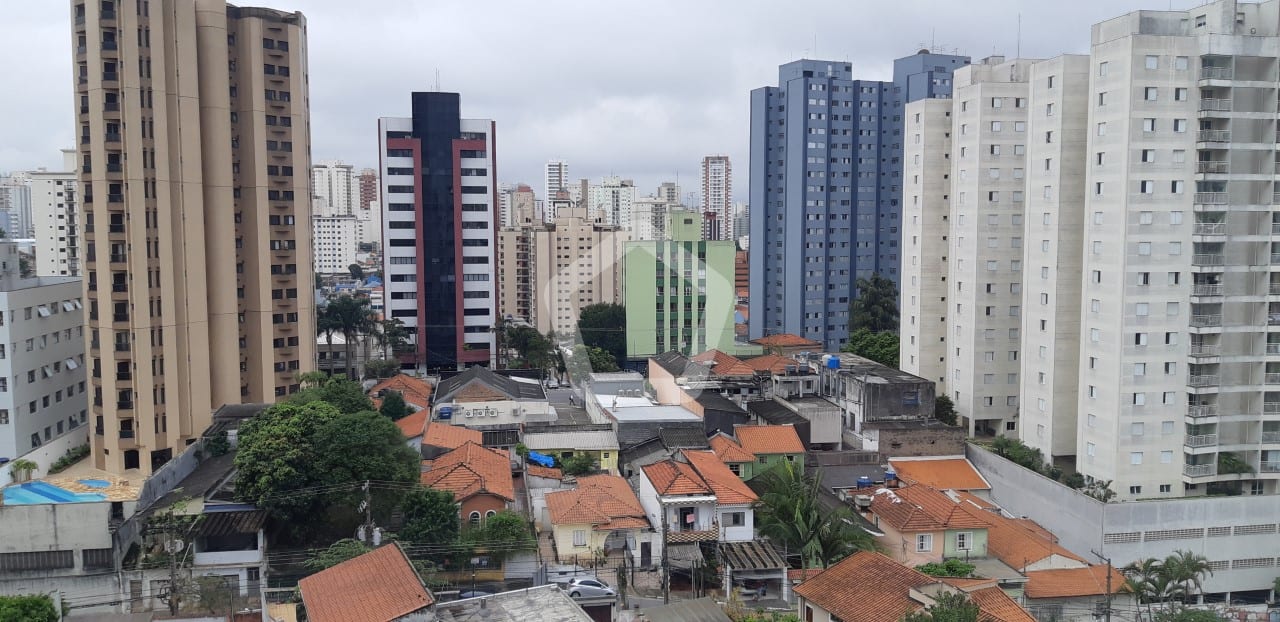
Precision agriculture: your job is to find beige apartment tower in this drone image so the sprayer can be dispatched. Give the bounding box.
[74,0,315,473]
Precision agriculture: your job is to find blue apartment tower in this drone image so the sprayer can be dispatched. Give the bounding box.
[748,51,968,350]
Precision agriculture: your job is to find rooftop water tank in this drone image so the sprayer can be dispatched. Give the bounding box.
[856,476,872,489]
[827,356,840,370]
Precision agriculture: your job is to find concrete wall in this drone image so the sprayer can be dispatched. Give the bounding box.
[969,443,1280,595]
[717,504,754,542]
[0,425,88,485]
[876,426,966,459]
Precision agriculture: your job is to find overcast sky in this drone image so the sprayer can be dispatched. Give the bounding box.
[4,0,1208,201]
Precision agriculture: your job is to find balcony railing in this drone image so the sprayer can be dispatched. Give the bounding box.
[1262,432,1280,443]
[112,313,129,322]
[1194,192,1228,204]
[1188,404,1217,418]
[116,401,134,410]
[1189,374,1220,387]
[118,429,134,439]
[111,283,127,292]
[1192,284,1223,296]
[1200,66,1233,80]
[1184,463,1217,477]
[1185,433,1218,448]
[1265,402,1280,414]
[1190,314,1222,327]
[1272,223,1280,235]
[1270,314,1280,326]
[1193,222,1226,235]
[1266,373,1280,384]
[116,371,131,381]
[1197,130,1231,143]
[1193,254,1225,266]
[1189,344,1221,356]
[1200,98,1232,112]
[1195,161,1228,174]
[1267,344,1280,355]
[1260,461,1280,473]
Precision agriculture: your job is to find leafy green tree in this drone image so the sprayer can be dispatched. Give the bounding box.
[900,591,980,622]
[321,295,378,379]
[577,303,626,365]
[348,263,364,281]
[0,594,59,622]
[753,461,875,570]
[933,395,957,426]
[572,344,619,373]
[1153,608,1229,622]
[915,559,976,578]
[365,358,402,380]
[373,319,409,359]
[197,575,237,614]
[1163,550,1213,601]
[1217,452,1253,475]
[305,538,372,571]
[559,453,597,476]
[289,376,374,414]
[506,325,558,372]
[842,328,899,368]
[379,390,410,421]
[850,273,898,333]
[464,510,534,564]
[399,488,460,545]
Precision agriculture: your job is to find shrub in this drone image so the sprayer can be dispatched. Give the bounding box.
[48,445,90,474]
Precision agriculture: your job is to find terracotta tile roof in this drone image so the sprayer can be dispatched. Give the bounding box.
[420,441,514,502]
[545,474,649,531]
[742,354,794,374]
[940,577,997,590]
[889,457,992,491]
[394,410,429,440]
[642,460,712,496]
[709,433,755,463]
[868,485,991,532]
[956,501,1086,569]
[1024,565,1128,599]
[298,542,432,622]
[369,374,432,409]
[684,450,757,505]
[794,551,935,622]
[735,424,805,455]
[968,585,1037,622]
[750,334,822,348]
[527,465,563,480]
[422,422,482,450]
[689,349,756,377]
[787,567,825,582]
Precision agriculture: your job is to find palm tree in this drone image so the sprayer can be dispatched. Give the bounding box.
[1162,550,1213,603]
[372,318,408,359]
[849,272,899,333]
[324,295,377,379]
[753,461,875,570]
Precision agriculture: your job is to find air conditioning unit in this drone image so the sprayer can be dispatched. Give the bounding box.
[488,410,497,417]
[463,409,472,418]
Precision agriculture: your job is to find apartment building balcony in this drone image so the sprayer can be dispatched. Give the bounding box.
[1193,254,1225,266]
[1184,463,1218,478]
[1197,130,1231,143]
[1193,222,1226,236]
[1266,373,1280,385]
[1261,461,1280,473]
[1195,161,1228,174]
[1269,314,1280,326]
[1200,66,1233,81]
[1188,404,1218,419]
[1265,402,1280,414]
[1199,98,1232,113]
[1189,374,1220,387]
[1192,284,1223,297]
[1266,344,1280,355]
[1185,433,1218,448]
[1190,314,1223,327]
[1189,344,1221,357]
[1261,431,1280,444]
[666,521,720,544]
[1272,223,1280,236]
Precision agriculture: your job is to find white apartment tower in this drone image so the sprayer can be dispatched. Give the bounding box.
[28,150,81,277]
[585,176,637,230]
[544,160,568,222]
[700,155,732,240]
[945,57,1037,438]
[311,160,357,217]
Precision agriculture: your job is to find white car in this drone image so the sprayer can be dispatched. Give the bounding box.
[545,379,559,389]
[566,578,615,599]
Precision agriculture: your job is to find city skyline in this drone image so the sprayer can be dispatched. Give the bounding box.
[2,0,1213,198]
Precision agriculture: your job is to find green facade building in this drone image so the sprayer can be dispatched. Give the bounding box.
[623,211,737,359]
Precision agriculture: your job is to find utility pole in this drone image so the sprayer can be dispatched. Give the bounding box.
[660,503,670,604]
[1091,550,1113,622]
[360,480,373,545]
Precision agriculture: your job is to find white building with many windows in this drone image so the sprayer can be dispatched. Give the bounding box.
[27,150,80,277]
[311,214,360,275]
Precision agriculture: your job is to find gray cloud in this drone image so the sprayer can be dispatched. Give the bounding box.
[3,0,1208,199]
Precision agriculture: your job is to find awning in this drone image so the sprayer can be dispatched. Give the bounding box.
[37,306,50,317]
[667,543,705,570]
[720,541,787,571]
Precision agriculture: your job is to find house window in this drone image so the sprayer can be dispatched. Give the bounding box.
[728,463,741,476]
[486,510,497,521]
[916,534,933,552]
[573,530,587,547]
[469,511,481,526]
[956,532,972,551]
[757,456,767,464]
[727,512,745,527]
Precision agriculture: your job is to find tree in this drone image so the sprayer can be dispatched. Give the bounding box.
[464,510,534,564]
[849,273,899,333]
[349,263,364,281]
[197,574,237,615]
[506,325,557,372]
[365,358,402,380]
[372,319,409,359]
[379,390,410,421]
[399,488,460,545]
[321,295,378,379]
[1217,452,1253,475]
[577,303,626,366]
[0,594,59,622]
[572,344,618,373]
[8,458,37,482]
[933,395,957,426]
[1153,608,1229,622]
[289,376,374,414]
[753,461,875,570]
[916,559,976,578]
[842,328,899,368]
[305,538,372,571]
[559,453,598,476]
[900,591,980,622]
[1162,550,1213,601]
[1083,480,1116,503]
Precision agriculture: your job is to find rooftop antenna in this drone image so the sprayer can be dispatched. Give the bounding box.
[931,28,936,53]
[433,68,441,92]
[1016,13,1022,60]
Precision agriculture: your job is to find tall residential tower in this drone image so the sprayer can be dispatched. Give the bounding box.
[700,155,732,240]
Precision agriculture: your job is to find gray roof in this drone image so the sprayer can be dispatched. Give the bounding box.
[828,352,933,385]
[522,430,619,451]
[720,540,787,571]
[435,366,547,402]
[659,426,710,449]
[862,418,956,430]
[629,598,731,622]
[747,399,805,425]
[651,351,693,376]
[432,585,593,622]
[616,420,705,449]
[692,390,746,414]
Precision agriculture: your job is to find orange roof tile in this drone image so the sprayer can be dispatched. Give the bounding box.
[709,433,755,463]
[742,354,794,374]
[793,551,935,622]
[787,567,826,582]
[869,485,991,533]
[889,457,991,491]
[642,460,712,496]
[527,465,563,480]
[298,542,432,622]
[735,424,805,455]
[684,450,757,505]
[750,334,822,348]
[955,501,1086,569]
[968,585,1037,622]
[394,410,429,440]
[690,350,757,377]
[1024,565,1128,599]
[420,441,514,502]
[422,422,483,450]
[369,374,432,409]
[545,474,649,531]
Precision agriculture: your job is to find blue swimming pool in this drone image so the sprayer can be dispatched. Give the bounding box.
[77,479,111,489]
[3,481,107,505]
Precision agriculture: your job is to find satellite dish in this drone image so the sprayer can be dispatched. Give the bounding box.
[166,538,185,553]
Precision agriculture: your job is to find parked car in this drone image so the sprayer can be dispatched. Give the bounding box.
[566,578,615,599]
[545,379,559,389]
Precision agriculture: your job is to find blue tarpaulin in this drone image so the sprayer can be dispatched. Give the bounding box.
[527,451,555,467]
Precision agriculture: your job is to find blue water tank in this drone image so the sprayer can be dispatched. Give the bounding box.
[438,406,453,420]
[885,470,898,485]
[856,476,872,489]
[827,356,840,370]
